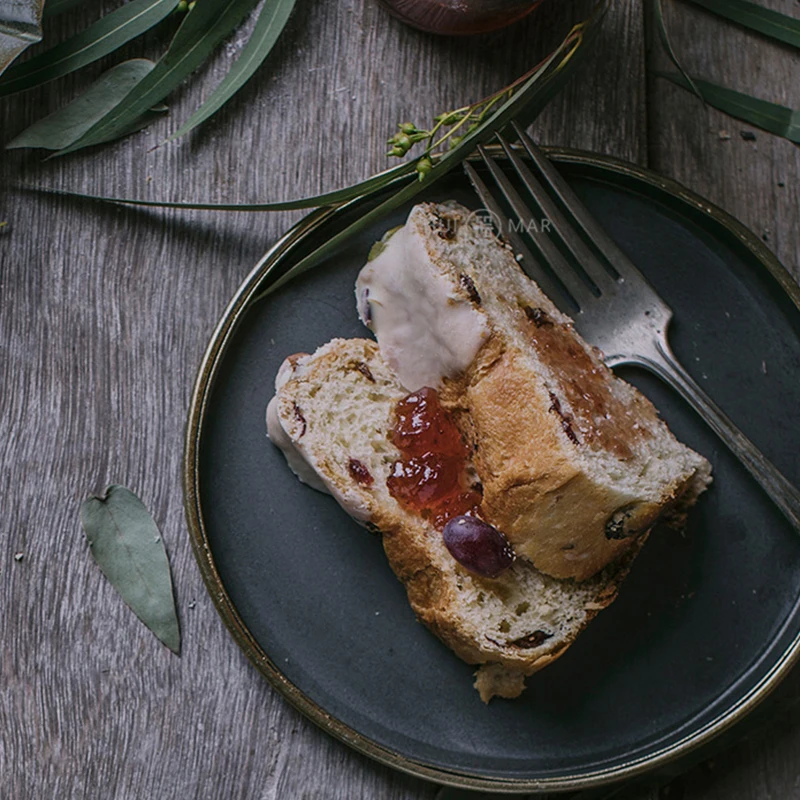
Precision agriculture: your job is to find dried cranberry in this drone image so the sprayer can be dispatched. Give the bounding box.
[348,458,373,486]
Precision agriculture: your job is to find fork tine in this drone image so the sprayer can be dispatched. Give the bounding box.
[511,121,639,282]
[495,132,619,295]
[463,160,573,310]
[474,145,598,310]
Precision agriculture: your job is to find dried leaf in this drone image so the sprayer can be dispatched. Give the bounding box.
[80,485,180,654]
[169,0,296,139]
[0,0,44,78]
[660,71,800,144]
[7,59,166,150]
[0,0,177,98]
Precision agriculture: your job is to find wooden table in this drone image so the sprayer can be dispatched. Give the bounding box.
[1,1,798,797]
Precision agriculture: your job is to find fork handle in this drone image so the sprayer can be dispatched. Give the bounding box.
[625,339,800,532]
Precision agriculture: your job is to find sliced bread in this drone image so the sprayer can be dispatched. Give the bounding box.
[356,202,711,580]
[267,337,641,701]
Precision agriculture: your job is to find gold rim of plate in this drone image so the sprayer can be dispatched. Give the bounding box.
[183,146,800,794]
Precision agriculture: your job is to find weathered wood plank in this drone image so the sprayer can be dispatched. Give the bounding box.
[0,1,645,797]
[640,2,800,798]
[647,0,799,278]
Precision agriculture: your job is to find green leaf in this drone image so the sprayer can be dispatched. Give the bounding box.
[0,0,177,98]
[660,71,800,144]
[55,0,260,155]
[22,158,420,209]
[22,0,604,212]
[80,485,180,654]
[169,0,296,139]
[257,0,610,298]
[683,0,800,50]
[0,0,44,78]
[650,0,703,102]
[7,59,166,150]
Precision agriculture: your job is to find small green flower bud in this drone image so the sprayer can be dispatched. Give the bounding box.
[416,156,434,181]
[387,146,406,158]
[399,122,417,135]
[188,0,195,9]
[440,111,465,126]
[396,133,412,150]
[176,0,188,10]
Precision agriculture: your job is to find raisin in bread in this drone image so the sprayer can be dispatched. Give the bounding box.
[267,338,641,702]
[356,202,711,581]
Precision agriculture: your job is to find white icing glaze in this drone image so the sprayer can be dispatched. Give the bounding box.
[266,395,329,493]
[355,223,489,390]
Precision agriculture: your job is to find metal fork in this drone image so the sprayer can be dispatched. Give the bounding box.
[464,122,800,531]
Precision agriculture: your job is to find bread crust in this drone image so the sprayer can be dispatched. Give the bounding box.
[384,202,710,580]
[270,338,647,701]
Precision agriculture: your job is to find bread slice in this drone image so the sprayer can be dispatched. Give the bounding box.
[267,338,641,702]
[356,202,711,580]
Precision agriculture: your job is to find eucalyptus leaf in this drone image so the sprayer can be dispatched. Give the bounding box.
[55,0,261,155]
[7,59,166,150]
[170,0,296,139]
[257,0,610,298]
[23,158,420,210]
[0,0,177,98]
[0,0,44,78]
[80,485,180,654]
[22,1,604,214]
[683,0,800,50]
[660,71,800,144]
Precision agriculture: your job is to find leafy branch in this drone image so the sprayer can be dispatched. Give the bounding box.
[27,2,607,215]
[385,61,554,180]
[255,4,608,299]
[1,0,296,153]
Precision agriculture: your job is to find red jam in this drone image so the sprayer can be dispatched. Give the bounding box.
[391,387,470,459]
[387,388,481,527]
[348,458,374,486]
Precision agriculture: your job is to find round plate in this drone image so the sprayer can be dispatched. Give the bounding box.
[184,149,800,793]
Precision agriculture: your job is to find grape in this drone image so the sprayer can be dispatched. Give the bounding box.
[442,516,515,578]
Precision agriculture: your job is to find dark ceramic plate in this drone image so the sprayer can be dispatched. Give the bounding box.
[184,149,800,793]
